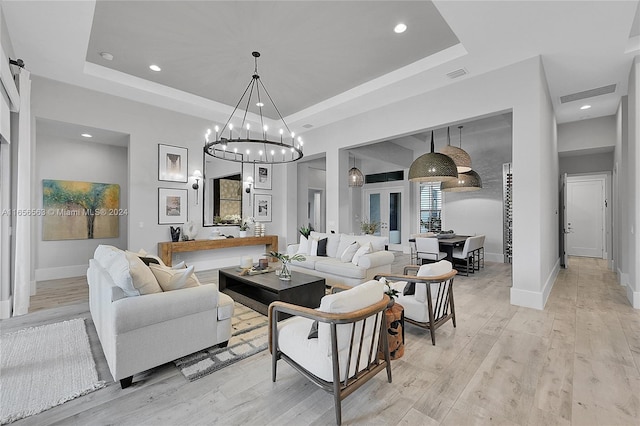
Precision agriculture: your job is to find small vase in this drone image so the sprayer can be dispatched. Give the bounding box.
[239,230,248,238]
[279,262,291,281]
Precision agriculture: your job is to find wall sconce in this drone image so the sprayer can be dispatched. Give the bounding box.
[192,170,202,204]
[245,176,254,193]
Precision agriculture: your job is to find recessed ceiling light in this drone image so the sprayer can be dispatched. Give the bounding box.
[149,64,161,72]
[580,104,591,110]
[81,133,92,138]
[256,102,264,107]
[100,52,113,61]
[394,23,407,34]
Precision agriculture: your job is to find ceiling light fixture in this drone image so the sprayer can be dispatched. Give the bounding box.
[81,133,92,138]
[204,51,303,164]
[394,23,407,33]
[439,126,472,173]
[441,170,483,192]
[149,64,161,72]
[408,131,458,182]
[348,154,364,187]
[580,104,591,110]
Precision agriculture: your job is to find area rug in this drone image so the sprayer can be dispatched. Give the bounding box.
[0,318,105,424]
[174,302,269,381]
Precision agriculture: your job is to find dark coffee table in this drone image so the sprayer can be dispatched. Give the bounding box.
[218,267,325,320]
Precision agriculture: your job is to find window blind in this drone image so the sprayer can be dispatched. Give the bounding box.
[419,183,442,233]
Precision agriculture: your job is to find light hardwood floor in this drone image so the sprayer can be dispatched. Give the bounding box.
[3,255,639,425]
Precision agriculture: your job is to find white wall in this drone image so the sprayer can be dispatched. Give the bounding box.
[34,135,128,280]
[296,56,558,310]
[442,116,512,262]
[559,152,613,175]
[558,116,616,154]
[30,77,288,273]
[628,57,639,308]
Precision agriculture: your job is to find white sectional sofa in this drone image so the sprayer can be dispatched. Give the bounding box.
[87,245,234,388]
[287,231,395,287]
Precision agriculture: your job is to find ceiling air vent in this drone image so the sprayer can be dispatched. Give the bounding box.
[302,123,314,129]
[446,68,468,79]
[560,84,617,103]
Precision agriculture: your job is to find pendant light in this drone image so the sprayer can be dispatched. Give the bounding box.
[441,169,483,192]
[408,131,458,182]
[439,126,472,173]
[348,154,364,187]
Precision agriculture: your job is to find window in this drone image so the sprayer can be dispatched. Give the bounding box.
[419,183,442,232]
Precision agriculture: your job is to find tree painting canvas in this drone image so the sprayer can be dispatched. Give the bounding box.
[42,180,120,240]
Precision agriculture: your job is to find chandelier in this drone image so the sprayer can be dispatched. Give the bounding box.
[204,52,303,164]
[439,126,472,172]
[408,131,458,182]
[348,154,364,187]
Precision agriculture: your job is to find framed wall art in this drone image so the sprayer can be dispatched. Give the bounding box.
[42,179,120,240]
[158,144,188,182]
[254,193,272,222]
[158,188,187,224]
[254,163,272,190]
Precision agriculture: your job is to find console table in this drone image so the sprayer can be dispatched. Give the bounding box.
[157,235,278,266]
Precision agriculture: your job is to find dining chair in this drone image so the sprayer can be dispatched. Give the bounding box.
[451,237,475,276]
[415,237,447,265]
[477,235,486,269]
[376,260,457,345]
[269,280,391,425]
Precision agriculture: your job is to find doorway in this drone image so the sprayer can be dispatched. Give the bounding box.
[364,187,403,250]
[566,175,607,259]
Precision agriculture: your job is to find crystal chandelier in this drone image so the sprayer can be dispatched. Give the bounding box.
[204,52,303,164]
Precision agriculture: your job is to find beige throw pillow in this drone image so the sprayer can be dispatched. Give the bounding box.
[149,264,201,291]
[124,251,163,295]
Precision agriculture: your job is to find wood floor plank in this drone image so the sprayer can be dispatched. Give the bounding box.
[5,255,639,425]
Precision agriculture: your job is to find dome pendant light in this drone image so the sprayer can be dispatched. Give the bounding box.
[348,154,364,187]
[439,126,472,173]
[409,131,458,182]
[441,169,483,192]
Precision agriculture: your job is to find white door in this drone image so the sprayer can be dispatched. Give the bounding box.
[566,178,604,258]
[364,187,403,250]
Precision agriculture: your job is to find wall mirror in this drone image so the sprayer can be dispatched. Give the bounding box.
[203,157,243,226]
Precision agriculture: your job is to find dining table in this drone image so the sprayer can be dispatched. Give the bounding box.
[409,235,471,263]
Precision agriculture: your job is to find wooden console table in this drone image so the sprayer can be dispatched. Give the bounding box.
[158,235,278,266]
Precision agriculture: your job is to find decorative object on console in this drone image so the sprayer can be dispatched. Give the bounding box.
[170,226,181,242]
[439,126,472,173]
[182,220,197,240]
[348,153,364,187]
[244,176,253,193]
[203,51,303,164]
[299,224,313,238]
[191,169,202,204]
[158,144,188,182]
[254,222,265,237]
[158,188,187,224]
[269,251,305,281]
[408,130,458,183]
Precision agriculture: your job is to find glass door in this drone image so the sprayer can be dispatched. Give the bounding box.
[365,187,403,249]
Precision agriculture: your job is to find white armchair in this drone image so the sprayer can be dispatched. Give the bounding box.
[377,260,457,345]
[269,280,391,425]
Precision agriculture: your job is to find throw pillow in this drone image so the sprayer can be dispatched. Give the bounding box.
[297,235,309,255]
[149,264,201,291]
[138,256,160,266]
[172,260,186,269]
[340,242,359,262]
[317,237,328,257]
[124,251,163,295]
[308,320,319,339]
[351,242,372,265]
[403,282,416,296]
[309,237,320,256]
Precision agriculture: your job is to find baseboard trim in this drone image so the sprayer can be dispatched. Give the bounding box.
[541,258,561,308]
[627,286,640,309]
[35,264,88,281]
[0,297,12,319]
[510,259,560,311]
[486,253,505,263]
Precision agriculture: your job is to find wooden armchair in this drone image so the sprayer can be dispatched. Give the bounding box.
[376,260,457,345]
[269,280,391,425]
